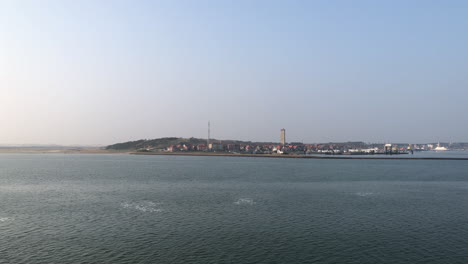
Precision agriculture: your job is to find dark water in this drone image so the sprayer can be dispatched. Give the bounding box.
[312,150,468,159]
[1,154,468,263]
[410,150,468,158]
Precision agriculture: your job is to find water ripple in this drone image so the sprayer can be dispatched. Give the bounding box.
[120,201,162,213]
[234,198,255,205]
[355,192,375,197]
[0,217,14,222]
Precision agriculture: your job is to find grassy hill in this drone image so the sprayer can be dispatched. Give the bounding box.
[106,137,402,151]
[106,137,198,150]
[105,137,267,150]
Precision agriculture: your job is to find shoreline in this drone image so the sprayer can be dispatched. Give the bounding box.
[131,152,468,161]
[1,148,466,160]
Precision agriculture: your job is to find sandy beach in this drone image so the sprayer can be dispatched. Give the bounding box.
[0,147,129,154]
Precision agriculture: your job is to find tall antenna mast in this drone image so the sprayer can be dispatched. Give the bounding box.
[207,121,211,146]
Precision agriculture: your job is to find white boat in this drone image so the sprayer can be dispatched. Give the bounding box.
[434,143,448,151]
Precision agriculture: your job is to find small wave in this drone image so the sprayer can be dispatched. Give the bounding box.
[234,198,255,205]
[0,217,14,222]
[120,201,162,213]
[356,192,374,197]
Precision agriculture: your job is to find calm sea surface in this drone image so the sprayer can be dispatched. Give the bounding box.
[1,153,468,263]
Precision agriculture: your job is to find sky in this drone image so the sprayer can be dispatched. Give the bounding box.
[1,0,467,145]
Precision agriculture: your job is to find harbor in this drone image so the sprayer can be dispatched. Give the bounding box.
[132,151,468,161]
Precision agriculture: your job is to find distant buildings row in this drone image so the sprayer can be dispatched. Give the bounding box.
[155,142,457,155]
[136,129,464,154]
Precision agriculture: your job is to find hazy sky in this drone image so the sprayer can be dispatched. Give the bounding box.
[1,0,467,145]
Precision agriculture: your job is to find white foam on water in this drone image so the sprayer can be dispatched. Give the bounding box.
[355,192,374,197]
[234,198,255,205]
[120,201,162,213]
[0,217,14,222]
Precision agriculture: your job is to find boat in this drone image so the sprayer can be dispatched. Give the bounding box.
[434,143,448,151]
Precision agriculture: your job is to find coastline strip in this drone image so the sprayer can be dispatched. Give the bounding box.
[131,152,468,161]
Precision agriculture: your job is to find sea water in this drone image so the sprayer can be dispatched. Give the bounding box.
[1,153,468,263]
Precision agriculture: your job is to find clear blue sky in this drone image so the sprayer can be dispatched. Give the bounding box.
[1,0,467,145]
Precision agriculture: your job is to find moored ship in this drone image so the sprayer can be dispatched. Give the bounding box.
[434,143,448,151]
